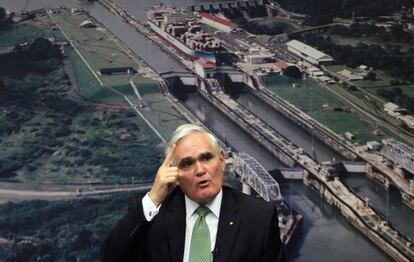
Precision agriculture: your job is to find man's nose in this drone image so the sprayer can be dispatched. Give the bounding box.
[194,160,206,176]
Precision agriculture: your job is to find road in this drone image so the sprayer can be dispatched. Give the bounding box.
[0,183,152,203]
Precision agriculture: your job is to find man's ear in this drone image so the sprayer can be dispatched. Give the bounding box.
[219,149,225,170]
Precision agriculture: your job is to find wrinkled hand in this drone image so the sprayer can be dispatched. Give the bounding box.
[149,145,180,207]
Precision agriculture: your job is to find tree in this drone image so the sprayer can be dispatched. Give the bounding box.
[0,7,6,22]
[365,71,377,80]
[392,87,403,97]
[284,66,302,79]
[27,38,62,60]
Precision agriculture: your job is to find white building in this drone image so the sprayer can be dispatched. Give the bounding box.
[244,53,274,64]
[199,12,238,33]
[384,102,406,118]
[286,40,333,66]
[400,115,414,129]
[306,66,324,78]
[80,20,96,28]
[344,132,354,140]
[337,69,365,81]
[367,141,381,151]
[383,102,414,129]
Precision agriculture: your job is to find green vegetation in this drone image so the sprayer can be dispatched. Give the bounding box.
[376,88,414,113]
[236,17,290,35]
[0,192,135,262]
[298,33,414,113]
[299,34,414,83]
[50,9,137,88]
[369,84,414,97]
[0,39,162,183]
[329,23,413,43]
[311,111,379,142]
[50,8,161,107]
[132,76,160,95]
[0,23,43,47]
[262,75,345,111]
[0,12,164,184]
[64,48,106,100]
[277,0,404,25]
[223,4,267,19]
[263,75,384,144]
[0,8,177,262]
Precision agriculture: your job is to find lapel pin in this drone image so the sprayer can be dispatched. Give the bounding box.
[229,221,233,225]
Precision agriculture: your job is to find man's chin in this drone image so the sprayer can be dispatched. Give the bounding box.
[195,189,219,204]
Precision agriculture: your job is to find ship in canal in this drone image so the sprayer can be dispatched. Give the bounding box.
[147,4,220,65]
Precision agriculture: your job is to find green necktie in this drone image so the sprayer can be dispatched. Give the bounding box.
[189,206,211,262]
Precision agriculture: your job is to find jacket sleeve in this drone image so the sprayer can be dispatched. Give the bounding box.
[101,193,150,262]
[262,206,286,262]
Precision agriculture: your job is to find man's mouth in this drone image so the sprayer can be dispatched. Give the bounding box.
[198,179,210,187]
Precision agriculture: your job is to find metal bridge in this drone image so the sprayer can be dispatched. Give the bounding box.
[288,23,341,37]
[382,138,414,174]
[232,152,282,202]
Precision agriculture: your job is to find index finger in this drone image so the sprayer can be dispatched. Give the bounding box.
[162,144,176,167]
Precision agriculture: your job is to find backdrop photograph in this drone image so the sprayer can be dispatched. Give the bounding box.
[1,0,414,261]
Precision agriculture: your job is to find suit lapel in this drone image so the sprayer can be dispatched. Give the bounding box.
[214,188,240,262]
[165,190,186,262]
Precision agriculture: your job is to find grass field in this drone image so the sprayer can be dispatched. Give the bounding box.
[132,75,160,95]
[309,111,379,144]
[50,10,137,88]
[326,65,414,96]
[263,75,345,112]
[366,84,414,97]
[0,23,43,47]
[263,75,384,144]
[0,12,68,48]
[50,9,167,108]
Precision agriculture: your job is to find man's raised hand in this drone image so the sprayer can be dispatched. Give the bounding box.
[148,145,180,207]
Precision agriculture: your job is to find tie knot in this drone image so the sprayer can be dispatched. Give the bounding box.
[195,206,210,218]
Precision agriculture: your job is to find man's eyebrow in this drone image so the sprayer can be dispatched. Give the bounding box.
[199,152,214,158]
[177,151,214,164]
[177,156,194,165]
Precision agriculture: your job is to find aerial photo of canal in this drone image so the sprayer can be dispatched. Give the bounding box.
[1,0,414,261]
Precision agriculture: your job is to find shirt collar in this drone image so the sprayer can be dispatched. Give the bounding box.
[185,188,223,219]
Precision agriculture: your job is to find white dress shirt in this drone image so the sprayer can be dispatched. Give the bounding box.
[142,189,223,262]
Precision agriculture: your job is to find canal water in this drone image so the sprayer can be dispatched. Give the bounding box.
[184,92,283,170]
[237,93,343,163]
[3,1,412,261]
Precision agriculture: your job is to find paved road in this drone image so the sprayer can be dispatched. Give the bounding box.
[0,183,152,203]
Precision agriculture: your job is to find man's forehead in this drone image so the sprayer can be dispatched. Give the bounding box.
[176,150,214,161]
[175,133,213,149]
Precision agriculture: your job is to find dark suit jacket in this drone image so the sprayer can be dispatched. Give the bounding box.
[101,186,285,262]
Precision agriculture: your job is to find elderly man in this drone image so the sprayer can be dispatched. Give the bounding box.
[101,124,285,262]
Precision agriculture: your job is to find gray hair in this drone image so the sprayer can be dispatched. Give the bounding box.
[165,124,221,156]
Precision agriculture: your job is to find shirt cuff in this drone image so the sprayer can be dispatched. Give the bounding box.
[142,192,161,222]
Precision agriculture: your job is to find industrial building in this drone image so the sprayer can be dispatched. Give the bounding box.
[383,102,414,129]
[384,102,406,117]
[199,12,238,33]
[98,67,137,76]
[286,40,333,66]
[337,69,367,81]
[244,53,274,64]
